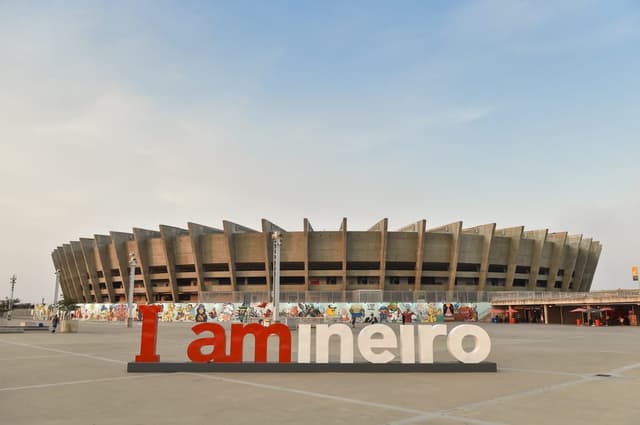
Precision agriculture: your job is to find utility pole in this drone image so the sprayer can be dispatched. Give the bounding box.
[53,270,60,318]
[272,232,281,323]
[8,274,16,320]
[127,252,137,328]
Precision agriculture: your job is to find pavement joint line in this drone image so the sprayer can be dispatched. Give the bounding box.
[0,354,73,361]
[386,415,434,425]
[499,367,589,378]
[186,372,508,425]
[187,372,432,416]
[443,377,595,415]
[606,362,640,376]
[387,414,506,425]
[442,361,639,415]
[0,339,126,365]
[0,374,160,392]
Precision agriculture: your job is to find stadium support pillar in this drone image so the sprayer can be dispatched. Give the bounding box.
[428,222,462,301]
[572,238,592,291]
[464,223,496,294]
[70,241,91,302]
[561,235,583,291]
[132,228,159,303]
[580,242,601,292]
[524,229,548,291]
[159,225,189,303]
[496,226,524,290]
[340,218,348,289]
[368,218,389,290]
[303,218,313,289]
[62,244,83,302]
[546,232,568,291]
[94,235,117,302]
[187,223,223,296]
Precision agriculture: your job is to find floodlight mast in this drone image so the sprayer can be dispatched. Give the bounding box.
[127,252,137,328]
[272,232,281,323]
[53,270,60,317]
[8,274,16,321]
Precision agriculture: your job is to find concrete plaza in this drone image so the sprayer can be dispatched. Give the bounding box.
[1,322,638,425]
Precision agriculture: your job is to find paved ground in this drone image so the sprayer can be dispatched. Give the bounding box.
[1,321,638,425]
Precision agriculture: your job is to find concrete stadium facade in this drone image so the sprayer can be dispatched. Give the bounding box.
[51,219,601,304]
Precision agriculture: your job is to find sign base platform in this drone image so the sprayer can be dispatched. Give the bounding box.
[128,362,497,373]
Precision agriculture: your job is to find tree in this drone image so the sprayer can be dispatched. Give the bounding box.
[56,297,79,319]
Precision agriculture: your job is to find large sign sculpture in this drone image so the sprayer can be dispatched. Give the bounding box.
[128,305,497,372]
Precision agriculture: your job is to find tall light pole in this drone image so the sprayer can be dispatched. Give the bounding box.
[53,270,60,318]
[8,274,16,320]
[272,232,281,323]
[127,252,137,328]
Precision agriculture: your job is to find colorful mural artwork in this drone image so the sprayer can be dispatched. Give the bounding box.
[40,302,490,323]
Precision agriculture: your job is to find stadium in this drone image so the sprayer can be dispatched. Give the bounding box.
[51,218,601,306]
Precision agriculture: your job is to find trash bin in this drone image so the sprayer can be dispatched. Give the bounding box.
[576,319,582,326]
[509,317,516,324]
[595,319,601,327]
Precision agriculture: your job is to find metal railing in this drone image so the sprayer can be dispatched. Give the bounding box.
[489,289,640,304]
[199,289,640,305]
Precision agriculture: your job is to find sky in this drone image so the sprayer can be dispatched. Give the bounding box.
[1,0,639,303]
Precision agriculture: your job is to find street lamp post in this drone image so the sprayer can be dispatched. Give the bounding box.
[127,253,137,328]
[271,232,281,323]
[53,270,60,319]
[8,274,16,321]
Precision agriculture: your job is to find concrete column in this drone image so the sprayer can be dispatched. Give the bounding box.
[110,232,137,302]
[580,241,602,292]
[340,218,348,289]
[368,218,388,290]
[223,221,257,291]
[52,249,71,301]
[159,225,189,302]
[414,220,426,292]
[546,232,568,291]
[427,221,462,296]
[572,238,593,292]
[543,304,548,324]
[70,241,92,302]
[561,235,583,291]
[132,228,160,303]
[496,226,524,290]
[524,229,548,291]
[59,248,77,301]
[463,223,496,292]
[303,218,313,288]
[188,222,223,294]
[94,235,118,302]
[80,238,110,302]
[61,244,82,301]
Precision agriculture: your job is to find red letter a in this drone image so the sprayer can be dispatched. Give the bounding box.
[187,323,228,362]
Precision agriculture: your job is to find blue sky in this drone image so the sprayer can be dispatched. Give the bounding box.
[1,1,639,302]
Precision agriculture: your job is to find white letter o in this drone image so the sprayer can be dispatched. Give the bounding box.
[446,325,491,364]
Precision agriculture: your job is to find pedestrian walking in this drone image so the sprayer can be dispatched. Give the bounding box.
[51,314,59,333]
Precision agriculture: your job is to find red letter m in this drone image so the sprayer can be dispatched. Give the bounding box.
[229,323,291,363]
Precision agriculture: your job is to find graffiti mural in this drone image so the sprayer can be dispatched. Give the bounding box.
[47,302,490,323]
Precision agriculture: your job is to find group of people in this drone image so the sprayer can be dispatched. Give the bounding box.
[351,309,415,328]
[352,313,379,327]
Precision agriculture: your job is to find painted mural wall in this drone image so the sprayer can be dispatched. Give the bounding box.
[34,302,491,323]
